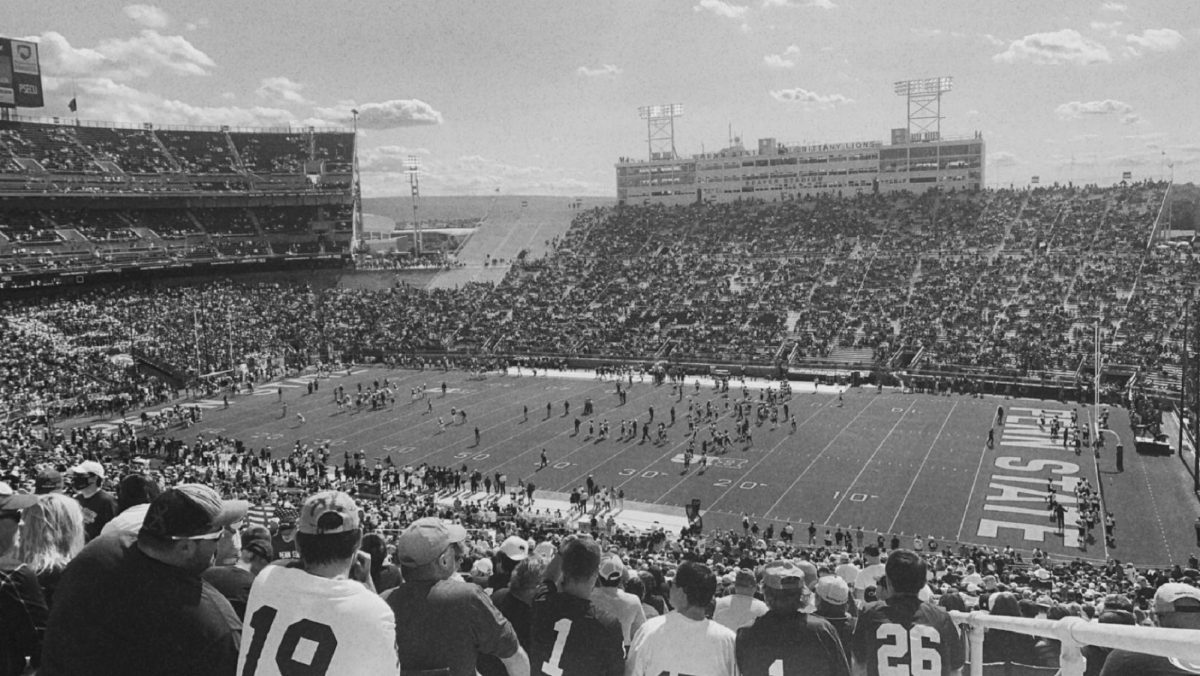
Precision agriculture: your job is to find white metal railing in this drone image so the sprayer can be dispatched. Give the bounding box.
[949,611,1200,676]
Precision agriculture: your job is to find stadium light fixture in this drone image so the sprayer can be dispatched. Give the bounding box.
[638,103,684,161]
[894,76,953,141]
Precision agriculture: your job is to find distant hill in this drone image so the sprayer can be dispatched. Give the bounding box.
[363,195,612,225]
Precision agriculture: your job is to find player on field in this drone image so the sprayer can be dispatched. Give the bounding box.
[529,537,624,676]
[852,549,964,676]
[237,491,397,676]
[626,561,737,676]
[735,562,849,676]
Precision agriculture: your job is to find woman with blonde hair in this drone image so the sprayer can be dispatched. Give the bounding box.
[18,493,85,609]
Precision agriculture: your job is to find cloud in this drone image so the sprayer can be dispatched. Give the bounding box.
[1101,2,1127,12]
[762,0,835,7]
[763,45,801,68]
[70,77,306,128]
[769,87,851,107]
[988,151,1019,167]
[315,99,444,129]
[576,64,621,78]
[694,0,749,19]
[1124,28,1184,55]
[359,155,608,196]
[993,29,1111,65]
[123,4,169,28]
[28,30,215,80]
[1055,99,1139,124]
[256,76,310,104]
[358,145,431,171]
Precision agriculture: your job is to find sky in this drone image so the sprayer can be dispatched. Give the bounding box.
[2,0,1198,196]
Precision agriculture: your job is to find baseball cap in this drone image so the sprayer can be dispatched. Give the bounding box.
[242,529,274,561]
[34,468,64,494]
[298,491,361,535]
[0,482,38,512]
[816,575,850,605]
[796,560,819,589]
[1154,583,1200,613]
[599,553,626,581]
[138,484,250,540]
[471,558,494,578]
[762,561,806,590]
[499,535,529,561]
[396,517,468,567]
[533,541,556,559]
[71,460,105,479]
[734,568,757,589]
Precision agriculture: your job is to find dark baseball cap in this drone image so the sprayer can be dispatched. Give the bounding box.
[0,482,38,512]
[34,468,64,494]
[139,484,250,540]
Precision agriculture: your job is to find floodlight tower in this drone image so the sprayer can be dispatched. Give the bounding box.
[638,104,684,160]
[405,155,422,256]
[893,77,953,141]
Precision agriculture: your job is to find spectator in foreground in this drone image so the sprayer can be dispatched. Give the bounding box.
[17,493,85,610]
[0,482,47,676]
[237,491,397,676]
[589,553,646,649]
[39,484,247,676]
[360,532,403,594]
[813,575,855,669]
[388,516,530,676]
[626,561,738,676]
[202,525,273,620]
[735,562,849,676]
[70,460,117,541]
[852,549,964,676]
[1099,582,1200,676]
[100,473,162,537]
[713,567,768,631]
[528,537,624,676]
[480,554,550,676]
[982,591,1038,664]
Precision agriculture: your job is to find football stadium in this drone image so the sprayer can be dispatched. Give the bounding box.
[3,5,1200,675]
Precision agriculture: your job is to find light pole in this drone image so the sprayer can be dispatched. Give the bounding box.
[351,109,362,252]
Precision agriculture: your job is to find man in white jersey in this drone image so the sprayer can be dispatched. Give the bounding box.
[237,491,397,676]
[625,561,737,676]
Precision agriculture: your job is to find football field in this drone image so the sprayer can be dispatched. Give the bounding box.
[111,366,1200,567]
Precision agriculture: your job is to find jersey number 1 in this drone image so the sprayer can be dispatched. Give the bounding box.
[542,618,572,676]
[242,605,338,676]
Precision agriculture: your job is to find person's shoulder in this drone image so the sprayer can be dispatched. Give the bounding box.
[706,617,738,641]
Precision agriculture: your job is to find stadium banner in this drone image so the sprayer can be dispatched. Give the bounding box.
[0,38,44,108]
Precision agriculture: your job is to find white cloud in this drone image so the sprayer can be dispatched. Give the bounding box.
[1101,2,1127,12]
[1124,28,1184,55]
[358,145,431,171]
[70,77,305,128]
[576,64,621,78]
[256,76,310,104]
[28,30,215,80]
[315,99,444,129]
[763,45,801,68]
[360,155,608,197]
[769,87,851,107]
[988,151,1019,167]
[1055,99,1138,125]
[694,0,749,19]
[993,29,1111,65]
[762,0,835,7]
[123,4,169,28]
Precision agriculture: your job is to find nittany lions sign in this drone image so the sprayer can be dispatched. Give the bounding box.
[0,37,44,108]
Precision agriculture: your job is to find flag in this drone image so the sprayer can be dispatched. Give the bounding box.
[67,97,77,112]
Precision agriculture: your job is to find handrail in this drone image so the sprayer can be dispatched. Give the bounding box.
[949,612,1200,676]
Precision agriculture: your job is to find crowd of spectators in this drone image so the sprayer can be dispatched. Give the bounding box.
[1,400,1197,674]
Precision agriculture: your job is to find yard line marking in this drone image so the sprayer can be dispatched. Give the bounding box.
[698,398,834,514]
[761,396,884,520]
[823,400,918,524]
[886,401,957,534]
[955,438,993,542]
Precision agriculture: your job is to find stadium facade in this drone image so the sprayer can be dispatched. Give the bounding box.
[616,131,985,205]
